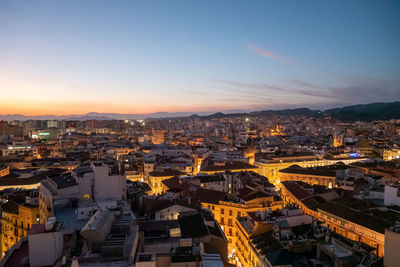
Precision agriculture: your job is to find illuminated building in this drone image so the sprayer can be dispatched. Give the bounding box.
[244,146,257,165]
[197,172,283,260]
[151,129,165,144]
[255,154,363,186]
[269,123,283,136]
[280,181,320,218]
[0,193,40,258]
[148,169,186,195]
[234,207,312,267]
[1,142,32,157]
[383,148,400,161]
[333,135,343,147]
[280,181,392,258]
[200,160,257,175]
[200,198,282,258]
[318,202,387,257]
[0,165,10,177]
[278,164,349,188]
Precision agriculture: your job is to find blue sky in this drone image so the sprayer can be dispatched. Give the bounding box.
[0,0,399,115]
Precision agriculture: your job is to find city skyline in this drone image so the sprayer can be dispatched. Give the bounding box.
[1,0,400,115]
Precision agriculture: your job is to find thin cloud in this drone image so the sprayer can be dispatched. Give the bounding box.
[292,80,321,89]
[293,77,400,103]
[212,79,287,92]
[297,89,333,98]
[247,42,290,64]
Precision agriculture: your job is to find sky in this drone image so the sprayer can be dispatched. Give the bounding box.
[0,0,399,115]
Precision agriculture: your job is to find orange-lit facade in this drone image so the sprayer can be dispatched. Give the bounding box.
[201,197,283,262]
[1,203,39,258]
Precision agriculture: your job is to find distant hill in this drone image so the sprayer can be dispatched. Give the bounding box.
[1,102,399,121]
[200,103,400,121]
[252,108,320,117]
[201,108,320,119]
[323,102,400,121]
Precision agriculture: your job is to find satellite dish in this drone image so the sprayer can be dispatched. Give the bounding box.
[61,256,67,265]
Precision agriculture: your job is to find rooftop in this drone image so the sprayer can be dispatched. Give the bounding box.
[318,201,393,234]
[149,169,186,177]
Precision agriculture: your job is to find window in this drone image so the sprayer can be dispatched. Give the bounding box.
[220,218,225,225]
[228,219,233,226]
[221,208,224,215]
[229,210,233,216]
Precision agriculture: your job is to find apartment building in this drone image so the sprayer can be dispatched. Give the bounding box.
[0,192,39,258]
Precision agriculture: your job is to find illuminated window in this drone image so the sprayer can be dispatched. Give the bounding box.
[83,194,90,199]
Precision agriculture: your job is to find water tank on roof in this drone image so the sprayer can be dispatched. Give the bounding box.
[80,210,114,248]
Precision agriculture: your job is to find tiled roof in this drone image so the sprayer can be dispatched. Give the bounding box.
[161,176,191,191]
[237,189,272,202]
[0,168,66,187]
[201,161,256,172]
[49,175,77,189]
[281,181,311,200]
[198,174,225,183]
[1,200,19,214]
[179,213,209,238]
[28,224,46,235]
[192,189,227,204]
[2,238,29,267]
[279,165,337,177]
[149,169,186,177]
[318,201,393,234]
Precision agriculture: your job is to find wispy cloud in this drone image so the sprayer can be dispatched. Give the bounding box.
[247,42,291,64]
[184,76,400,111]
[212,79,285,92]
[292,77,400,104]
[291,80,321,89]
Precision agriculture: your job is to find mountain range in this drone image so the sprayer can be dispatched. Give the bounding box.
[1,102,399,122]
